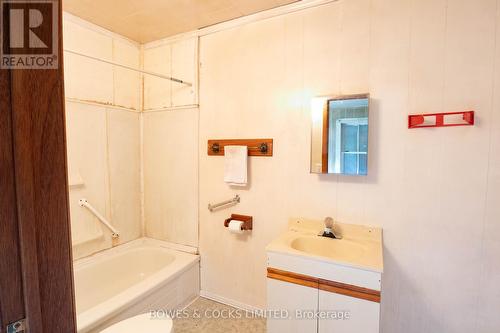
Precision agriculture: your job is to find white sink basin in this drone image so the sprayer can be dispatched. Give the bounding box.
[266,218,383,272]
[290,236,366,262]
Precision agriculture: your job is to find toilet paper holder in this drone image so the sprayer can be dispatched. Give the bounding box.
[224,214,253,231]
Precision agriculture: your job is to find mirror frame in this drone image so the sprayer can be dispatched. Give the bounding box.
[310,93,370,175]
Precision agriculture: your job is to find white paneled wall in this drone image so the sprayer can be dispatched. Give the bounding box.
[143,37,198,110]
[113,39,142,110]
[141,37,200,248]
[64,14,142,259]
[64,13,199,258]
[198,1,500,332]
[171,38,198,106]
[66,102,109,248]
[63,2,500,332]
[143,44,172,109]
[64,19,114,104]
[63,14,142,110]
[107,111,141,242]
[143,109,199,247]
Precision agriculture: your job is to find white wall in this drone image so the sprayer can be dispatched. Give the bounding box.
[142,38,200,247]
[143,108,199,247]
[63,1,500,331]
[64,14,142,259]
[64,13,200,257]
[198,1,500,332]
[143,38,198,110]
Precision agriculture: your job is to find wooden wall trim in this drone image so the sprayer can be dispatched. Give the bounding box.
[267,267,380,303]
[11,68,45,333]
[0,64,25,330]
[328,93,370,102]
[207,139,273,156]
[4,0,77,331]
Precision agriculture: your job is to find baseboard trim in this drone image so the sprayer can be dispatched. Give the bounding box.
[199,290,264,313]
[180,295,201,310]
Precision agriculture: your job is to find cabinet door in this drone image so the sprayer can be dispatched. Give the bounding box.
[318,290,380,333]
[267,278,318,333]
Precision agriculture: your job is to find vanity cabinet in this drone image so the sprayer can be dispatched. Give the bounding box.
[318,289,380,333]
[266,219,383,333]
[267,278,318,333]
[266,271,380,333]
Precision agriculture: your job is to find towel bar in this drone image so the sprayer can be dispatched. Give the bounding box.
[208,195,240,212]
[207,139,273,156]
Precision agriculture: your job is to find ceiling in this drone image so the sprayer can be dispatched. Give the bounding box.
[63,0,299,43]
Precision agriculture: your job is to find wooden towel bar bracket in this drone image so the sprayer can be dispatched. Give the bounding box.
[207,139,273,156]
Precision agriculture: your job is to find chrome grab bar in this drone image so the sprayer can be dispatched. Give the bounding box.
[79,199,119,238]
[208,195,240,212]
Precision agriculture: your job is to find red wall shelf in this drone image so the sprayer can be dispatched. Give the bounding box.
[408,111,474,129]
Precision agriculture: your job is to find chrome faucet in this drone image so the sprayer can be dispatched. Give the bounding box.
[321,217,342,239]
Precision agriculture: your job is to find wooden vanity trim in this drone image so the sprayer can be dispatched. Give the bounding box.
[267,268,319,289]
[267,267,380,303]
[319,279,380,303]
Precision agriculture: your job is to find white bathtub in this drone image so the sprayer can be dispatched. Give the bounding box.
[73,238,200,333]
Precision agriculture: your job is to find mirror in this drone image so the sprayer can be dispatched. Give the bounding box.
[310,94,369,175]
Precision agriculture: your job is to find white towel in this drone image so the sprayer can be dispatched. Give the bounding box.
[224,145,248,186]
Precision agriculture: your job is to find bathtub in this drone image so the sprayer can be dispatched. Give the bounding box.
[73,238,200,333]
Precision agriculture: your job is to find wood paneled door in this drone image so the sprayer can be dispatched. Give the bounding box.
[0,0,77,332]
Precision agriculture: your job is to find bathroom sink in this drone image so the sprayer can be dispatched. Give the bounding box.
[266,218,383,272]
[290,236,365,262]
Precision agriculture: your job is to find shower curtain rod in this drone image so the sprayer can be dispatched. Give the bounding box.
[64,49,193,87]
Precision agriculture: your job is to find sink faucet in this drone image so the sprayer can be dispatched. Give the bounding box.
[321,217,342,239]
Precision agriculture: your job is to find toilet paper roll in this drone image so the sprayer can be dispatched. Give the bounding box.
[228,220,244,234]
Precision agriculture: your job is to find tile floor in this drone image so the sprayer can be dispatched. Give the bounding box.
[173,297,266,333]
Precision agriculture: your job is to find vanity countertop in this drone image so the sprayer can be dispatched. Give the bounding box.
[266,218,383,273]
